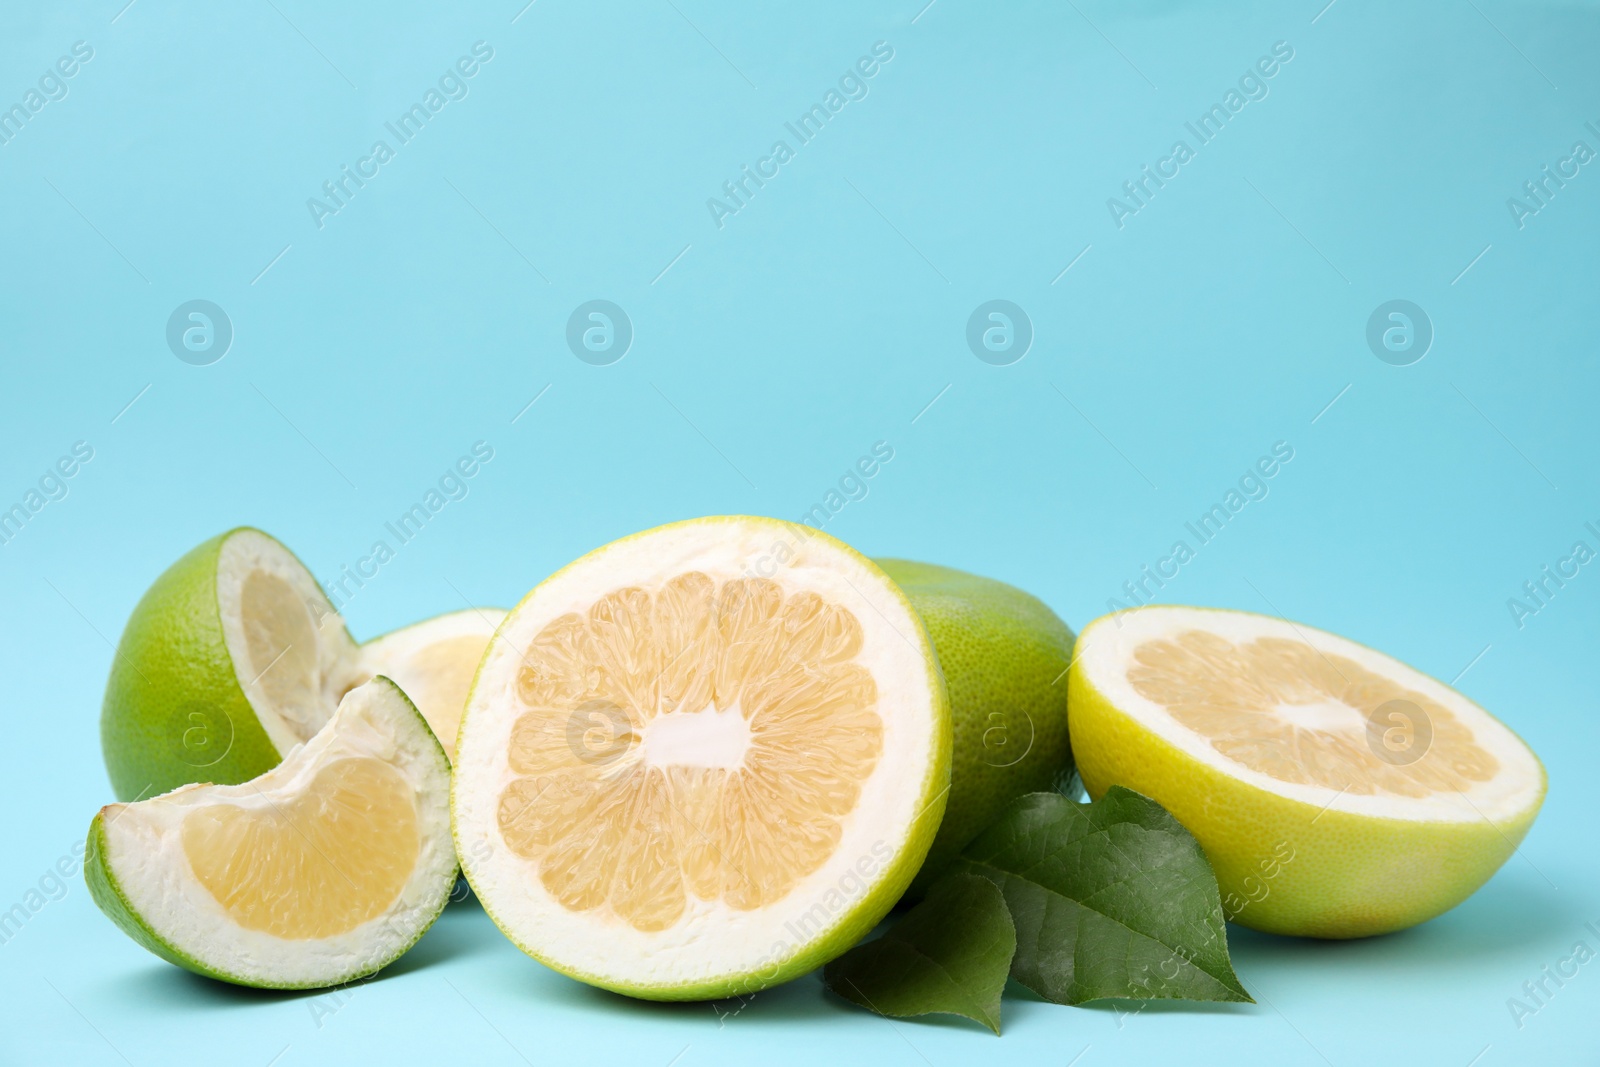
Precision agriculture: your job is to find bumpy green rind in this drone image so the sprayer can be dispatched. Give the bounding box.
[455,516,953,1002]
[100,529,338,801]
[85,677,456,990]
[876,559,1076,898]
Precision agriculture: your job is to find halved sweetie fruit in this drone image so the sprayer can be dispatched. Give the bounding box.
[1068,606,1546,938]
[101,527,502,798]
[452,516,951,1000]
[85,677,456,989]
[359,608,506,762]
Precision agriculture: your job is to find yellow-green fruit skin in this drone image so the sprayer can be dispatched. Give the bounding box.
[82,812,237,984]
[1068,620,1546,938]
[100,531,285,801]
[876,560,1075,898]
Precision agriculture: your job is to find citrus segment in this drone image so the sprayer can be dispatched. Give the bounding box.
[181,757,420,940]
[86,677,456,989]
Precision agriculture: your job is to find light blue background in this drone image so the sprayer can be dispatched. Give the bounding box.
[2,0,1597,1063]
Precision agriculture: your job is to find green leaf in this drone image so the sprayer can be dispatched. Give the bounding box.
[823,872,1016,1033]
[959,786,1252,1006]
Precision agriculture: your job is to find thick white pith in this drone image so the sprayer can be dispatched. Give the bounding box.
[453,518,944,992]
[216,530,501,764]
[98,679,456,987]
[1078,607,1545,824]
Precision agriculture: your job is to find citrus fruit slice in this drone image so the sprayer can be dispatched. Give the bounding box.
[359,608,506,762]
[1068,606,1546,938]
[875,560,1074,896]
[85,677,456,989]
[452,516,951,1000]
[101,527,501,798]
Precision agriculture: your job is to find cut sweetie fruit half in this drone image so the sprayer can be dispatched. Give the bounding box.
[452,516,951,1000]
[1068,606,1546,938]
[85,677,456,989]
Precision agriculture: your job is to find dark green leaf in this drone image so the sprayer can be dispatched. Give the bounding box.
[958,786,1252,1006]
[823,872,1015,1033]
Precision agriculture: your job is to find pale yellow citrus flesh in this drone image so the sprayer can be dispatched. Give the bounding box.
[398,635,494,756]
[180,758,421,940]
[240,570,321,721]
[496,573,882,934]
[1127,631,1497,796]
